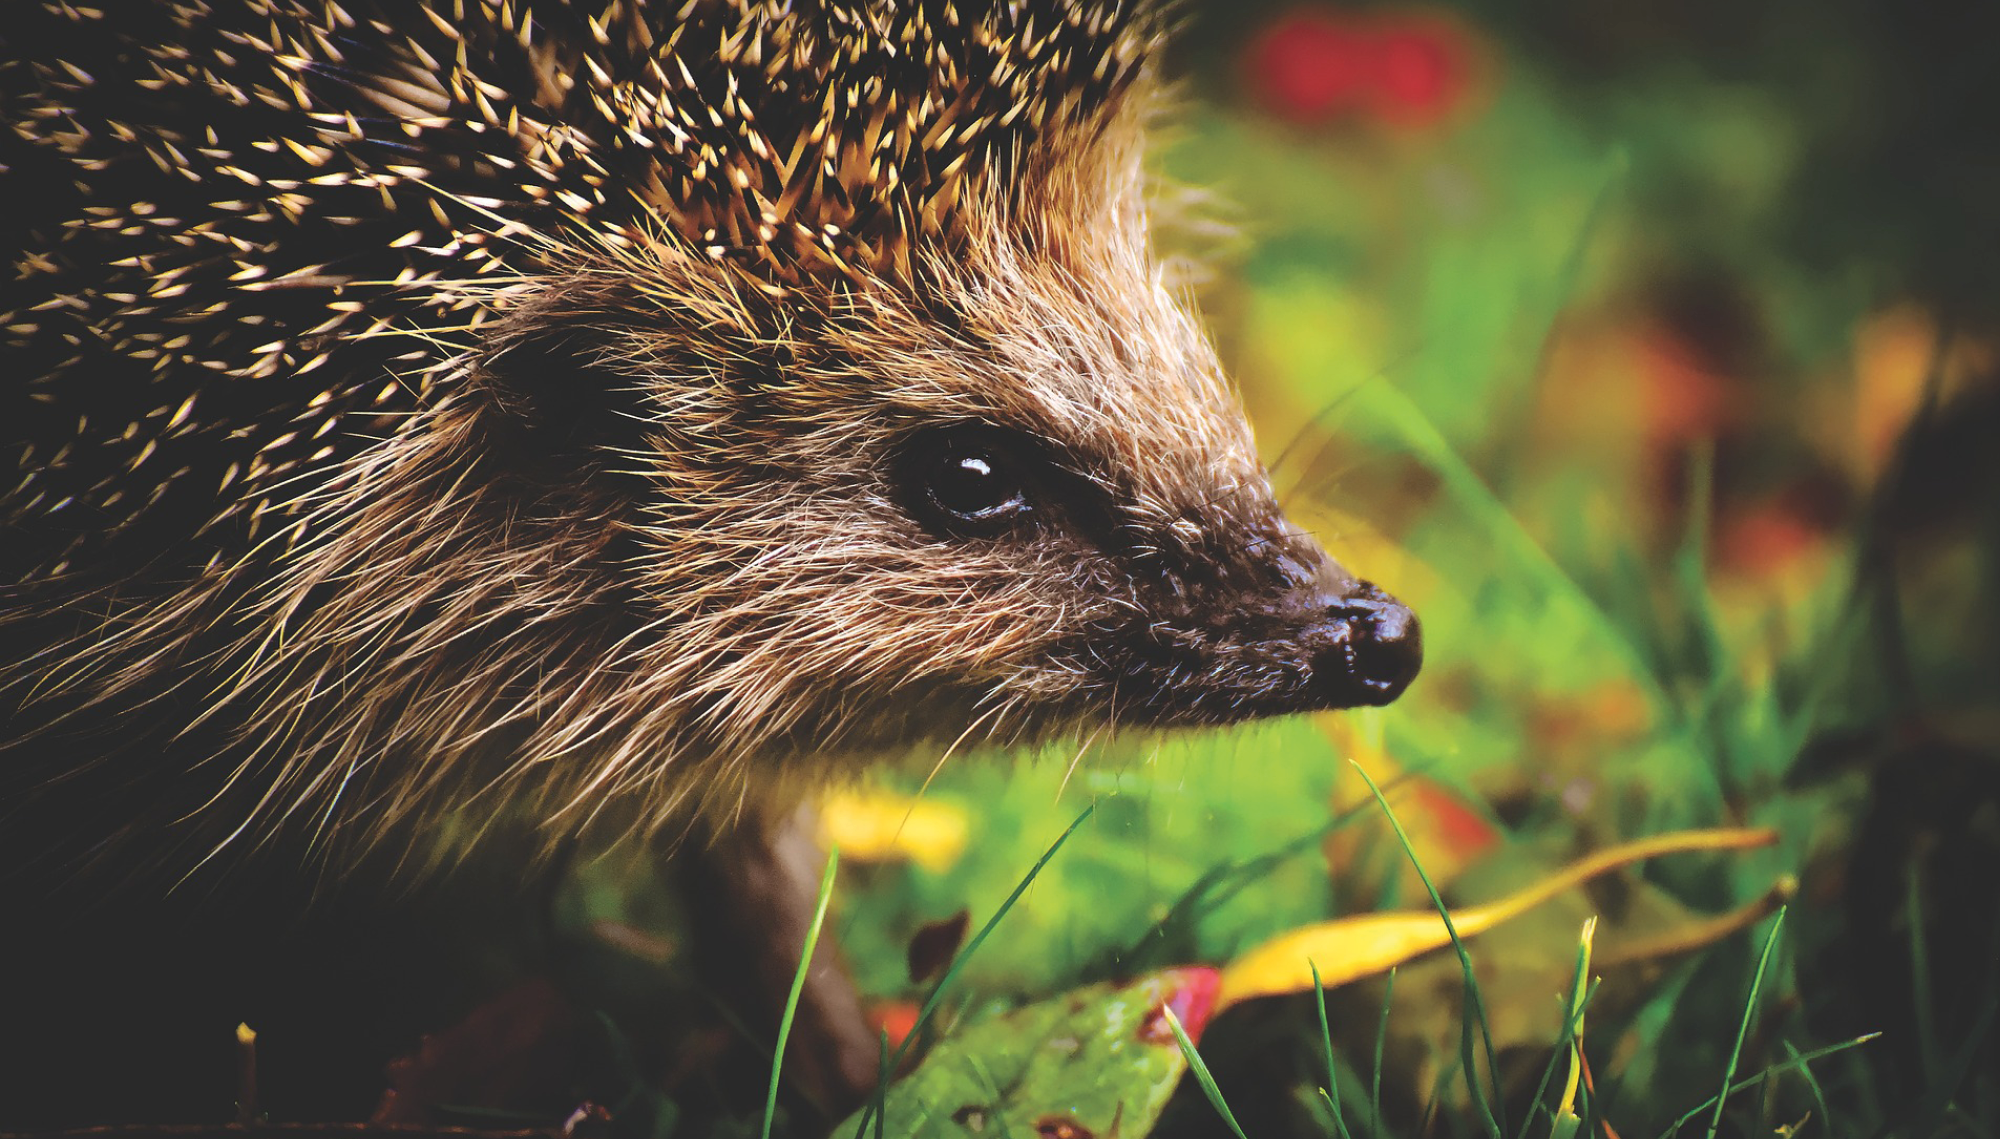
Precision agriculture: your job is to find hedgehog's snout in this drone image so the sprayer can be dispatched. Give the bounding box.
[1304,580,1423,707]
[1099,518,1424,723]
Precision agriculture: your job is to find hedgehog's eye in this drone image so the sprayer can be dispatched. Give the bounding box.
[897,425,1038,537]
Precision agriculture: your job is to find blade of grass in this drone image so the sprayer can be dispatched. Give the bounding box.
[1521,977,1600,1139]
[1352,762,1505,1139]
[1115,822,1331,975]
[762,844,840,1139]
[1373,966,1396,1139]
[1780,1041,1833,1138]
[1548,920,1598,1139]
[1701,907,1786,1139]
[1468,143,1628,502]
[1518,922,1596,1139]
[1571,1051,1596,1139]
[1161,1003,1250,1139]
[1653,1033,1880,1139]
[1843,320,1957,723]
[870,1028,889,1139]
[1317,1090,1342,1138]
[1311,960,1353,1139]
[848,804,1097,1139]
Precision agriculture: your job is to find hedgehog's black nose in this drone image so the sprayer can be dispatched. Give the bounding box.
[1313,581,1422,707]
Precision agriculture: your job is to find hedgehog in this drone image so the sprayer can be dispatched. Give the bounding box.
[0,0,1420,1125]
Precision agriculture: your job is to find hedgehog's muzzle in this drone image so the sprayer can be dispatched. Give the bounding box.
[1303,580,1423,708]
[1093,553,1423,726]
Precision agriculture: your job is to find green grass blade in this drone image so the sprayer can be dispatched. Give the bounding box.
[1310,960,1353,1139]
[1162,1003,1251,1139]
[762,844,841,1139]
[1571,1051,1595,1139]
[1518,924,1596,1139]
[870,1027,890,1139]
[1373,966,1396,1139]
[1353,762,1505,1139]
[1520,978,1600,1139]
[1781,1040,1834,1138]
[1701,907,1786,1139]
[1318,1089,1342,1138]
[1653,1033,1880,1139]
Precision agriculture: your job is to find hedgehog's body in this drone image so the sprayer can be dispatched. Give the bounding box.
[2,0,1419,1126]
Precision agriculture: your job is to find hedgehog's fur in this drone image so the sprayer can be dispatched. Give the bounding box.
[1,0,1418,882]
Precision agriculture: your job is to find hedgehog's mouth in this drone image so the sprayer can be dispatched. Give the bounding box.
[1092,580,1423,726]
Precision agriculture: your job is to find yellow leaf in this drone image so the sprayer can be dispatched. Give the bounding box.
[1216,827,1776,1009]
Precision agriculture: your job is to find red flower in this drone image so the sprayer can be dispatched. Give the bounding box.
[1244,9,1375,124]
[1368,17,1475,128]
[1244,7,1482,131]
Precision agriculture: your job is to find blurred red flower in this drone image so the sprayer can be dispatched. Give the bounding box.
[1244,6,1482,130]
[1244,9,1374,123]
[1369,16,1476,127]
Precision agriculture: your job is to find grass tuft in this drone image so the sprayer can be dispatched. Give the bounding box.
[1653,1034,1881,1139]
[1373,966,1397,1139]
[1353,761,1506,1139]
[1518,922,1599,1139]
[1700,907,1786,1139]
[1310,959,1354,1139]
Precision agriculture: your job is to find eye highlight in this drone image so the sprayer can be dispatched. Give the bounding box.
[895,424,1039,537]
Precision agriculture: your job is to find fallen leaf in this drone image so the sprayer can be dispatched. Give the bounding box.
[1216,827,1778,1008]
[834,968,1220,1139]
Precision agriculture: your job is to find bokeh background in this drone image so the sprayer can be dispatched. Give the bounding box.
[568,4,2000,1136]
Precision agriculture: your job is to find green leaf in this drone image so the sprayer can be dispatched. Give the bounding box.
[834,967,1221,1139]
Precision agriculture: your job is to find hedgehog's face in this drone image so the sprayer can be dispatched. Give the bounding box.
[830,256,1423,739]
[578,246,1420,763]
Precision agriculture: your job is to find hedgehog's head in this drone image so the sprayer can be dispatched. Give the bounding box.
[446,0,1419,808]
[174,0,1423,845]
[6,0,1419,868]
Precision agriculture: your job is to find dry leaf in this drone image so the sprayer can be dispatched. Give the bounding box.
[1216,827,1779,1008]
